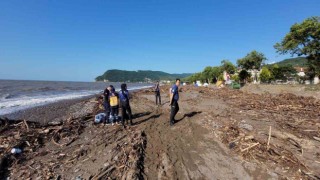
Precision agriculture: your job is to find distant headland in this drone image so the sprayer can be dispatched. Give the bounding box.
[95,69,192,83]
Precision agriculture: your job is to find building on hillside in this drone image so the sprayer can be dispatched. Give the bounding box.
[291,66,320,84]
[160,80,172,84]
[294,66,306,77]
[144,78,152,83]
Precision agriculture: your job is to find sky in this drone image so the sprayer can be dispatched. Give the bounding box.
[0,0,319,82]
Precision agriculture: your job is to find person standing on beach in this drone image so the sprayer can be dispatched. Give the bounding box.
[108,85,119,125]
[169,79,181,126]
[103,87,111,124]
[155,81,161,106]
[119,83,133,127]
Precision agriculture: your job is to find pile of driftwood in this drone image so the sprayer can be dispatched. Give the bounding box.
[91,131,146,180]
[0,96,147,179]
[0,114,92,179]
[190,86,320,179]
[218,90,320,141]
[221,125,318,179]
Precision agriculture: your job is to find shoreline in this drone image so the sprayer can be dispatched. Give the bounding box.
[1,95,97,124]
[1,86,153,124]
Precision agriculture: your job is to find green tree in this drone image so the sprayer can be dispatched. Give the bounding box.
[260,67,272,83]
[196,66,224,83]
[237,50,267,70]
[274,16,320,78]
[188,72,206,83]
[221,60,237,74]
[269,64,280,81]
[211,66,223,82]
[269,64,297,81]
[187,72,201,83]
[202,66,213,83]
[238,70,251,83]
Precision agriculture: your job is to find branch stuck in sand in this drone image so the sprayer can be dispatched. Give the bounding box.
[241,143,260,152]
[267,126,272,150]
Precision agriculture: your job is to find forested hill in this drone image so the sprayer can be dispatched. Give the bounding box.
[95,69,192,82]
[272,57,308,67]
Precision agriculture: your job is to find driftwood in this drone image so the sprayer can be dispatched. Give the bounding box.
[267,126,272,150]
[287,138,303,154]
[313,136,320,142]
[199,87,320,179]
[23,119,29,131]
[0,115,90,179]
[91,166,116,180]
[241,143,260,152]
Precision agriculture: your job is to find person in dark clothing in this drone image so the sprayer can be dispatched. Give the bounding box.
[155,81,161,105]
[119,83,133,127]
[212,77,217,84]
[169,79,181,126]
[108,85,119,125]
[103,87,111,124]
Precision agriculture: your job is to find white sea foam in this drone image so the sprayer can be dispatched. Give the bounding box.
[0,86,152,116]
[0,90,100,115]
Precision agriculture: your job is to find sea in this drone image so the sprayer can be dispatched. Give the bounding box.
[0,80,152,116]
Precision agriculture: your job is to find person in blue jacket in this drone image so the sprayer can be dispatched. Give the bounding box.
[119,83,133,127]
[169,79,181,126]
[102,87,111,124]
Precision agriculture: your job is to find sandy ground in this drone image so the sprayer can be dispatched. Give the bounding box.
[1,84,320,179]
[241,84,320,99]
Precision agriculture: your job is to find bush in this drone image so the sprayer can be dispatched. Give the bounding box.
[230,74,240,82]
[260,67,272,83]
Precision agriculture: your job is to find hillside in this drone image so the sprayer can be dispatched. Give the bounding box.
[273,57,307,67]
[95,69,192,82]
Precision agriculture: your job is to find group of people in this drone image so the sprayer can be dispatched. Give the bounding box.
[100,78,181,128]
[102,83,133,127]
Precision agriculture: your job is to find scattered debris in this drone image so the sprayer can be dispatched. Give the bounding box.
[191,86,320,179]
[0,96,147,179]
[239,122,254,131]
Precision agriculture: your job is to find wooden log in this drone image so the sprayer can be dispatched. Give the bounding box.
[313,136,320,142]
[241,143,260,153]
[46,121,63,127]
[51,137,63,147]
[91,166,115,180]
[267,126,272,150]
[23,119,29,131]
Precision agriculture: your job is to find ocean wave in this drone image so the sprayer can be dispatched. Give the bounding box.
[0,93,14,100]
[0,90,100,116]
[38,87,56,92]
[0,85,152,116]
